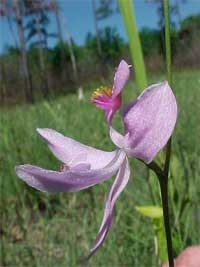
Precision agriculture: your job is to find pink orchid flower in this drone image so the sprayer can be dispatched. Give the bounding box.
[15,61,177,258]
[91,60,130,124]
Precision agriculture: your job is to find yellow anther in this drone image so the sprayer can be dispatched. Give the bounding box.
[91,86,112,100]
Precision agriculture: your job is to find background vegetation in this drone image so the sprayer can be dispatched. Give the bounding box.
[0,0,200,105]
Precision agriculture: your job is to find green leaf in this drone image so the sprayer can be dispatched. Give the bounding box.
[135,205,163,219]
[135,205,167,262]
[154,219,168,263]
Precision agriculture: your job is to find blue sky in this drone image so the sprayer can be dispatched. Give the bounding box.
[0,0,200,53]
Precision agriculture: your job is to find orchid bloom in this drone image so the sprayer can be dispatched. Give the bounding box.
[91,60,130,124]
[15,60,177,258]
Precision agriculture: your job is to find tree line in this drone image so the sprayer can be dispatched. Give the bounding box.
[0,0,199,105]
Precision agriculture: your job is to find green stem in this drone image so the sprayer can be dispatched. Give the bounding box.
[164,138,172,177]
[159,175,174,267]
[161,1,174,266]
[146,161,163,178]
[164,0,172,86]
[148,159,174,266]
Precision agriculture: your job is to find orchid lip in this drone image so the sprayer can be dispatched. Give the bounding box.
[91,60,130,125]
[91,86,112,101]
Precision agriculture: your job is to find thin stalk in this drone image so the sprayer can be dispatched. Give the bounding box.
[164,0,172,189]
[164,0,172,86]
[118,0,147,92]
[159,175,174,267]
[161,1,174,266]
[164,137,171,177]
[146,161,163,178]
[148,158,174,266]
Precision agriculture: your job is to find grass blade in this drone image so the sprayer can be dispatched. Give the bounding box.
[118,0,147,91]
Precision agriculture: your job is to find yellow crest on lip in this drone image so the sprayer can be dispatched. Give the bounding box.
[91,86,112,100]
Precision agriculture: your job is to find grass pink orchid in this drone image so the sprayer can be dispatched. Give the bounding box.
[15,64,177,258]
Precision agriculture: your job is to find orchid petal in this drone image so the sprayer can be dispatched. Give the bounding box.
[15,150,126,192]
[109,127,124,148]
[122,81,177,163]
[105,109,113,126]
[88,157,130,258]
[112,60,130,98]
[105,95,122,125]
[70,163,91,171]
[70,153,87,165]
[37,128,117,169]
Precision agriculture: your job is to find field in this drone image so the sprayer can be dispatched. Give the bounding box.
[1,69,200,266]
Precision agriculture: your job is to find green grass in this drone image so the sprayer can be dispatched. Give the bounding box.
[1,69,200,266]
